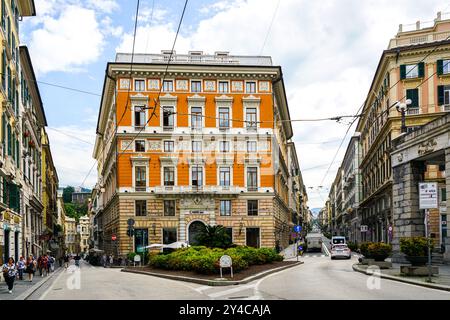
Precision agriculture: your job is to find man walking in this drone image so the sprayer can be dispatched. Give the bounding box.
[64,254,69,269]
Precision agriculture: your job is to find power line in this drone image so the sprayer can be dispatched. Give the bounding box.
[79,0,142,189]
[143,0,156,53]
[46,127,94,146]
[259,0,281,55]
[117,0,189,162]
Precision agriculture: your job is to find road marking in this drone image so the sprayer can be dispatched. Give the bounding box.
[208,284,255,298]
[193,285,213,293]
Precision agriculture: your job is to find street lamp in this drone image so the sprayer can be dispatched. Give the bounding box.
[395,99,412,134]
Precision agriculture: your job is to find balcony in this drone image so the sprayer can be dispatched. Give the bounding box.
[442,104,450,112]
[153,185,241,194]
[406,108,420,115]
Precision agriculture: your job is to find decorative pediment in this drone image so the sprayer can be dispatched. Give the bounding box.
[215,95,233,103]
[130,93,149,102]
[187,94,206,103]
[130,156,149,166]
[242,95,261,103]
[159,93,178,103]
[160,156,179,165]
[188,156,206,164]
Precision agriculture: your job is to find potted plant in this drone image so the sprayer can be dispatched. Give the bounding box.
[366,242,392,261]
[400,237,432,266]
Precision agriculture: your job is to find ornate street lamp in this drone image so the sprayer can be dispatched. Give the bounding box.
[395,99,412,134]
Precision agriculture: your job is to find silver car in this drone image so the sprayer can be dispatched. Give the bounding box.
[330,244,351,260]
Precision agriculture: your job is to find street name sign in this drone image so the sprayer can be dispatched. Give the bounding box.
[419,182,438,209]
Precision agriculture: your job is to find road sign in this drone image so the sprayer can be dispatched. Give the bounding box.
[294,225,302,233]
[127,218,135,226]
[111,234,117,241]
[219,255,233,278]
[419,182,438,209]
[360,225,368,232]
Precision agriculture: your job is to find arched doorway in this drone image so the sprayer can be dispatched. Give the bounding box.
[188,221,206,246]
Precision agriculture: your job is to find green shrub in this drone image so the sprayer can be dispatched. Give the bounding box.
[400,237,433,257]
[367,242,392,261]
[347,242,358,251]
[359,242,370,257]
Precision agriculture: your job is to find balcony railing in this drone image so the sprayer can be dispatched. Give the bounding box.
[407,108,420,115]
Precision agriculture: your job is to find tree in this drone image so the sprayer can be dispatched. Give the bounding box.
[63,186,75,203]
[196,224,232,248]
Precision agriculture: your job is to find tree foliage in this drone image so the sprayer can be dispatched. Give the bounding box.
[64,202,87,221]
[63,186,75,203]
[196,224,232,248]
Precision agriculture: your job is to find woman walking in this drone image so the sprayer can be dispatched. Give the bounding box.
[16,256,26,280]
[2,257,17,294]
[26,255,36,282]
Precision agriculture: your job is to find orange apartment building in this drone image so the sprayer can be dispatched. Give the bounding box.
[93,51,299,256]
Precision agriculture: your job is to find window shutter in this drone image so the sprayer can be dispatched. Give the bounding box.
[1,113,4,146]
[438,85,445,106]
[9,183,16,211]
[400,65,406,80]
[437,60,444,75]
[406,89,419,108]
[418,62,425,78]
[7,123,11,156]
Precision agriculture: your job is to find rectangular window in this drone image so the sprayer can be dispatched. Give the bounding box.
[246,108,257,130]
[191,80,201,92]
[135,166,147,190]
[164,140,174,152]
[164,200,176,216]
[191,107,202,128]
[218,107,230,128]
[247,167,258,191]
[220,200,231,216]
[163,80,173,92]
[219,141,230,152]
[441,188,447,202]
[246,228,260,248]
[219,167,231,186]
[163,227,177,244]
[405,64,419,79]
[218,81,229,93]
[246,81,256,93]
[443,60,450,74]
[135,140,145,152]
[191,166,203,186]
[163,106,174,129]
[247,200,258,216]
[135,200,147,216]
[406,88,419,108]
[134,79,145,91]
[134,106,146,128]
[247,141,257,153]
[192,141,202,153]
[164,167,175,186]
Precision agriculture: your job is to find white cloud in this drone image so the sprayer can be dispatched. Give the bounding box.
[28,5,104,73]
[86,0,119,14]
[115,0,446,207]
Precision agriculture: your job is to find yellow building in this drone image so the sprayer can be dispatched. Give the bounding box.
[64,217,77,254]
[0,0,36,265]
[356,13,450,249]
[93,51,298,256]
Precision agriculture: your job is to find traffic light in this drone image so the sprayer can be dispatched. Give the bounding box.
[127,227,134,237]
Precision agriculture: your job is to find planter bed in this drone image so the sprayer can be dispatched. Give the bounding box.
[125,261,298,281]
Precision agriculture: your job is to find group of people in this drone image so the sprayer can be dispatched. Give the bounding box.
[2,253,60,294]
[101,254,115,268]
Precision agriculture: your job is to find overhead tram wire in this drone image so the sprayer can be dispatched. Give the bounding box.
[79,0,142,188]
[317,32,450,188]
[116,0,189,161]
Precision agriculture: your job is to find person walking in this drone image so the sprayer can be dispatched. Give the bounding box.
[37,255,43,277]
[16,256,26,280]
[102,254,107,268]
[109,255,114,267]
[25,255,36,282]
[2,257,17,294]
[48,255,55,273]
[42,255,48,277]
[64,254,69,269]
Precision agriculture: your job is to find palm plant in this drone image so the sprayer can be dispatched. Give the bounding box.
[196,224,232,248]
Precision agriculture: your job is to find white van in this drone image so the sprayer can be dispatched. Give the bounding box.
[331,236,346,247]
[306,233,323,252]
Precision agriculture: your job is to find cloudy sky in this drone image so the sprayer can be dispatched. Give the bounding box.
[20,0,448,208]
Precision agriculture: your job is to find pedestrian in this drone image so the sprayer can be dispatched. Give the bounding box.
[64,254,69,269]
[37,255,43,277]
[58,256,63,267]
[25,255,36,282]
[109,255,113,267]
[102,254,107,268]
[74,253,80,267]
[48,255,55,273]
[42,255,48,277]
[2,257,17,294]
[16,256,26,280]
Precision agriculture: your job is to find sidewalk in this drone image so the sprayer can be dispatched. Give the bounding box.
[353,262,450,291]
[0,266,63,300]
[280,243,298,260]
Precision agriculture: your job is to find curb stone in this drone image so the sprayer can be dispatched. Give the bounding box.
[352,263,450,292]
[122,261,303,286]
[15,267,64,300]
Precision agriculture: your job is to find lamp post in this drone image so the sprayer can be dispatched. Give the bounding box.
[395,99,412,134]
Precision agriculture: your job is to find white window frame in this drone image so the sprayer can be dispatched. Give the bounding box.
[244,165,260,191]
[190,79,202,93]
[218,80,230,94]
[247,140,257,153]
[134,78,146,92]
[132,163,149,191]
[134,139,146,152]
[189,164,205,187]
[189,105,205,129]
[405,64,419,79]
[218,166,233,187]
[219,199,232,216]
[245,80,257,94]
[161,165,177,186]
[163,140,175,153]
[244,106,259,130]
[218,140,231,153]
[161,105,176,129]
[192,140,203,153]
[443,59,450,74]
[162,79,174,92]
[217,106,231,129]
[132,105,148,129]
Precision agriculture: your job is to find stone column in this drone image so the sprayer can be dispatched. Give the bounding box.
[179,210,186,242]
[392,160,426,263]
[445,148,450,263]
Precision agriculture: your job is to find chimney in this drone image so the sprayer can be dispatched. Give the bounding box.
[398,24,403,33]
[437,11,442,21]
[416,20,420,30]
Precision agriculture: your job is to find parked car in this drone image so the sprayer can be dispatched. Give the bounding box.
[330,244,351,260]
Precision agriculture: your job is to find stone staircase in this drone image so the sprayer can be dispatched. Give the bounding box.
[432,252,445,265]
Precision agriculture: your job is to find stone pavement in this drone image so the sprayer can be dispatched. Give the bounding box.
[353,262,450,291]
[0,265,63,300]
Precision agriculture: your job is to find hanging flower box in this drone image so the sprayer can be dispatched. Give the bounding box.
[23,130,31,138]
[28,140,36,148]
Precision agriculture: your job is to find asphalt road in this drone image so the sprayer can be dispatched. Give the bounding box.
[28,255,450,300]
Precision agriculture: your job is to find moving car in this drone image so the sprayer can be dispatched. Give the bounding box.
[330,244,351,260]
[305,233,323,252]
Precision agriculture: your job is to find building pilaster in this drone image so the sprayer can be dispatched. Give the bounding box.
[445,148,450,263]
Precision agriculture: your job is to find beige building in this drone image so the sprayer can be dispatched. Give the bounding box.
[78,215,90,253]
[64,217,77,254]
